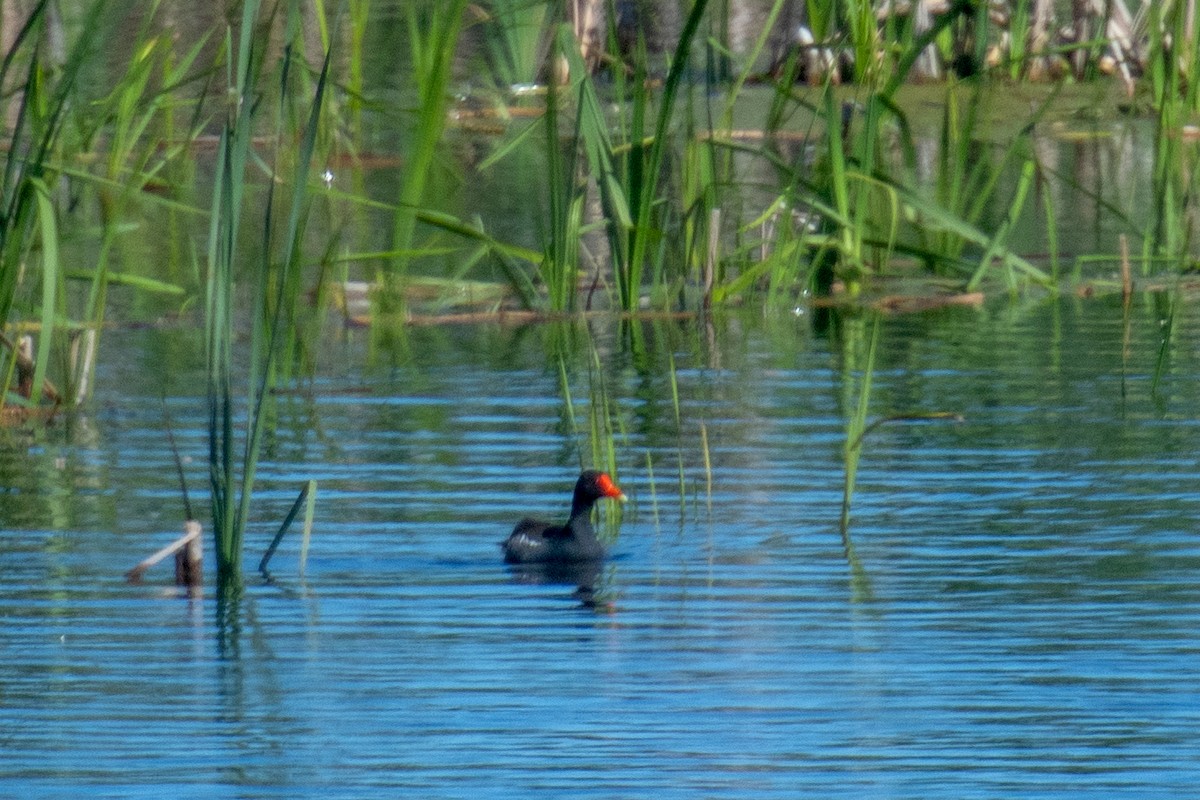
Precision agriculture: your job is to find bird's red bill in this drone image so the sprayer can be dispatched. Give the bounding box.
[597,473,626,501]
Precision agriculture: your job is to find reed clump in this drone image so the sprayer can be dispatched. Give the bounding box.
[5,1,1200,592]
[5,2,1194,357]
[0,1,111,416]
[205,0,331,587]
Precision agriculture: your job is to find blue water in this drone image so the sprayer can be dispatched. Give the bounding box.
[3,299,1200,798]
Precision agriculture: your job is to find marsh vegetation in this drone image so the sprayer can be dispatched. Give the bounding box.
[1,0,1197,584]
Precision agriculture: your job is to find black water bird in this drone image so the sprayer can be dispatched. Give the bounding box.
[501,470,626,565]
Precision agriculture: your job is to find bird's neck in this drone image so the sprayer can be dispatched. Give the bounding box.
[566,500,598,537]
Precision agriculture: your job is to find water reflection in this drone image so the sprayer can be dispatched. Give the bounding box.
[506,559,602,591]
[505,558,617,611]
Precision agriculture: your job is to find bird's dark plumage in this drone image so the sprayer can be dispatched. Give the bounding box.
[502,470,626,564]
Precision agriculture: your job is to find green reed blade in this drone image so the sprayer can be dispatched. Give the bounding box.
[967,158,1037,293]
[300,478,317,577]
[667,351,686,518]
[258,480,316,577]
[28,178,59,405]
[890,179,1050,287]
[557,353,578,442]
[840,314,878,542]
[720,0,787,129]
[1152,288,1177,397]
[386,0,468,312]
[644,451,661,533]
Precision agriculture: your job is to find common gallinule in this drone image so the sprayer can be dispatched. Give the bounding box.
[502,470,626,564]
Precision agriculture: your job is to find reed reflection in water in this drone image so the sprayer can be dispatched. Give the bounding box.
[2,302,1200,798]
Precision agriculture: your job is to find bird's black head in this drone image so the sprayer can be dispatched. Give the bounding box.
[574,470,626,505]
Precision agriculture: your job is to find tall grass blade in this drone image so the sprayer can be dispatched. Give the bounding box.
[1152,289,1177,397]
[966,158,1038,292]
[382,0,468,316]
[299,479,317,576]
[667,351,686,519]
[840,314,879,543]
[720,0,787,128]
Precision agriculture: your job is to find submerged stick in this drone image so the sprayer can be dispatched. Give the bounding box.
[69,328,97,405]
[125,519,202,585]
[175,520,203,588]
[0,331,62,405]
[1119,234,1133,307]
